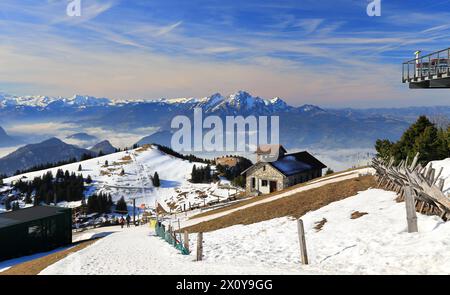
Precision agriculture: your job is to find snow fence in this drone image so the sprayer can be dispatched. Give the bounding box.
[155,222,190,255]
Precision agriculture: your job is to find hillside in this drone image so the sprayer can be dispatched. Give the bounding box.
[32,160,450,275]
[0,126,21,148]
[89,140,116,155]
[0,138,94,175]
[0,144,242,213]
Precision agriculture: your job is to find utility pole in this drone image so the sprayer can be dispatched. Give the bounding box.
[133,198,136,225]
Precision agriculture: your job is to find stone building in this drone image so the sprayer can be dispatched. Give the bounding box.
[242,145,326,195]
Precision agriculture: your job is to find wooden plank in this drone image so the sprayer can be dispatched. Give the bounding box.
[404,186,418,233]
[196,232,203,261]
[409,153,420,171]
[419,201,426,213]
[184,231,190,253]
[297,219,309,265]
[434,167,443,185]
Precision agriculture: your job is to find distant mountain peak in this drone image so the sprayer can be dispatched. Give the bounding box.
[297,104,324,113]
[90,140,116,155]
[40,137,65,145]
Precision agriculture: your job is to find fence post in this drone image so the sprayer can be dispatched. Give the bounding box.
[404,186,418,233]
[184,231,190,253]
[297,219,309,265]
[196,232,203,261]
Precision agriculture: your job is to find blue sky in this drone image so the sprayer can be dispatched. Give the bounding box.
[1,0,450,107]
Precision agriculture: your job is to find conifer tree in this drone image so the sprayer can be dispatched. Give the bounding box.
[153,172,160,187]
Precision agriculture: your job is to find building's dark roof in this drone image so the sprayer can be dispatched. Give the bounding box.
[271,156,313,176]
[0,206,70,229]
[284,151,327,170]
[242,150,326,177]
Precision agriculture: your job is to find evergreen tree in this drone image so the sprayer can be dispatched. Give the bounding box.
[325,168,334,175]
[191,165,198,182]
[115,196,128,213]
[24,193,32,204]
[12,202,20,211]
[86,175,93,184]
[375,116,450,165]
[153,172,160,187]
[5,199,11,211]
[78,164,82,171]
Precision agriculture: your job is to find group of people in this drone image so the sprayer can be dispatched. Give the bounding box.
[119,214,142,228]
[119,214,131,228]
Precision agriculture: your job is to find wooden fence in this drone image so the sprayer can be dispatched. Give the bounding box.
[372,153,449,225]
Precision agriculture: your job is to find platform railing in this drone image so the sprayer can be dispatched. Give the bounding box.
[402,47,450,83]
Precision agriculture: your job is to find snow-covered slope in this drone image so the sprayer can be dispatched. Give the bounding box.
[195,188,450,274]
[40,187,450,275]
[1,145,239,211]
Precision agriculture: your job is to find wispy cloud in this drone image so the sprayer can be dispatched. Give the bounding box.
[155,21,183,36]
[2,0,450,107]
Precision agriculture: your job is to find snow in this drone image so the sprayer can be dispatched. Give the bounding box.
[427,158,450,194]
[1,145,241,212]
[40,226,314,275]
[41,186,450,275]
[200,188,450,274]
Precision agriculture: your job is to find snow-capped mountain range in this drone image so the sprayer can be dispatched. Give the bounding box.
[0,93,112,108]
[2,89,450,155]
[0,91,322,114]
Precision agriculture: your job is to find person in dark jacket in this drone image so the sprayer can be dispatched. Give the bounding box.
[126,214,131,228]
[120,216,125,229]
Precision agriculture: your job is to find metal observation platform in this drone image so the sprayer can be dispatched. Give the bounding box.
[402,48,450,88]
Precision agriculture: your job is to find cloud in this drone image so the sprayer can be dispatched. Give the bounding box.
[155,21,183,36]
[2,0,450,107]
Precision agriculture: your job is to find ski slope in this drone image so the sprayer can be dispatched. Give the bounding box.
[1,145,240,211]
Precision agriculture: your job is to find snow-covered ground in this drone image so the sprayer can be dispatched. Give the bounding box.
[199,188,450,275]
[427,158,450,194]
[40,226,315,275]
[41,187,450,275]
[1,145,240,212]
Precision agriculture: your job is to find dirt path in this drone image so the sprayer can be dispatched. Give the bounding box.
[183,175,376,233]
[181,168,373,229]
[0,239,98,275]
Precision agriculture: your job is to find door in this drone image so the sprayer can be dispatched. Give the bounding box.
[269,181,277,193]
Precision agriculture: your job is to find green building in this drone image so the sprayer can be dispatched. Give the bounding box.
[0,206,72,261]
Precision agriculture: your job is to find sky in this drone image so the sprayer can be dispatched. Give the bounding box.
[2,0,450,108]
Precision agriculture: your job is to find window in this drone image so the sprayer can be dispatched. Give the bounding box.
[251,177,256,189]
[262,165,266,171]
[261,180,268,187]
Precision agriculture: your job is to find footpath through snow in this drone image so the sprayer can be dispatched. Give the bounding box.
[40,226,316,275]
[41,186,450,275]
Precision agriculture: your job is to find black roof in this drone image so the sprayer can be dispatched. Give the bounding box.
[284,151,327,170]
[242,150,326,177]
[0,206,71,229]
